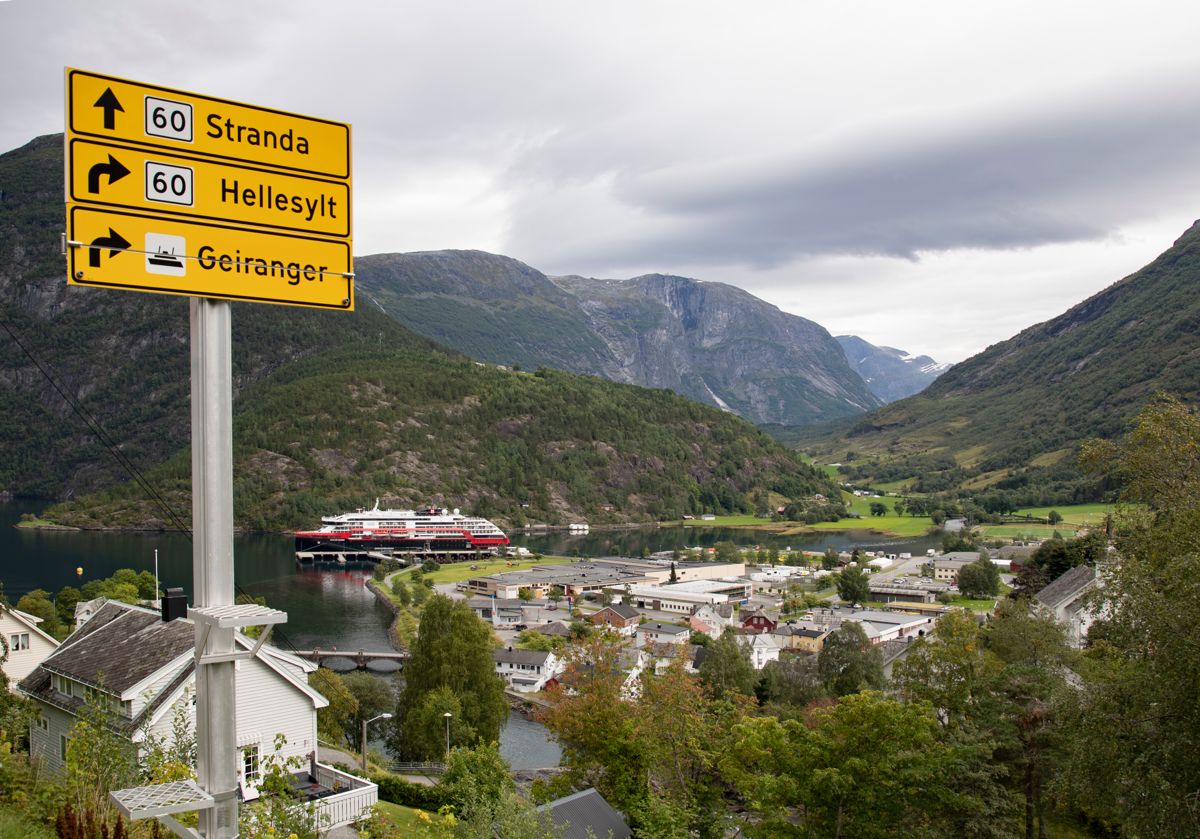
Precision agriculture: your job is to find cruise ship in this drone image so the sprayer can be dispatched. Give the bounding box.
[294,501,509,555]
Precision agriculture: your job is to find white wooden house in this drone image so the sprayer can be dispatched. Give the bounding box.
[18,599,376,829]
[493,647,562,693]
[0,606,59,688]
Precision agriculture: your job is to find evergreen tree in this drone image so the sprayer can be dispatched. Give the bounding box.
[818,622,884,696]
[698,630,756,700]
[391,595,506,760]
[836,565,871,605]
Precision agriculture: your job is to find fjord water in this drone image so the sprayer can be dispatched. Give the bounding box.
[0,500,938,769]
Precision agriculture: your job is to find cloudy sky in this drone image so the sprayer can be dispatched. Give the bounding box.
[4,0,1200,362]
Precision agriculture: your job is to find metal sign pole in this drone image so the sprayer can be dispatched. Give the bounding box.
[191,297,239,839]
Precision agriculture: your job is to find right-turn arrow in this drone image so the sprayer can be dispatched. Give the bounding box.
[89,228,131,268]
[87,154,131,193]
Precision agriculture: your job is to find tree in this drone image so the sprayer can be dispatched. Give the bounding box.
[869,502,887,517]
[55,585,83,626]
[757,654,826,711]
[893,499,907,517]
[547,585,564,606]
[540,636,650,816]
[893,609,996,731]
[725,692,989,838]
[400,685,473,762]
[835,565,871,606]
[698,630,756,700]
[343,670,395,749]
[310,668,358,747]
[392,595,506,760]
[15,589,61,638]
[957,557,1001,598]
[440,741,514,820]
[1060,395,1200,835]
[392,578,412,606]
[821,548,840,571]
[714,541,740,563]
[1046,510,1062,526]
[64,682,138,818]
[983,600,1073,839]
[818,622,884,696]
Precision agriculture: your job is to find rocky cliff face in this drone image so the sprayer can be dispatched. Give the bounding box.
[554,273,882,425]
[835,335,949,403]
[356,252,882,426]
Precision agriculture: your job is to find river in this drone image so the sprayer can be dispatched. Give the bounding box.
[0,500,939,768]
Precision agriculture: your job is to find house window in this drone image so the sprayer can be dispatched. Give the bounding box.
[53,674,73,697]
[60,734,69,762]
[35,714,48,731]
[242,744,261,784]
[9,633,29,652]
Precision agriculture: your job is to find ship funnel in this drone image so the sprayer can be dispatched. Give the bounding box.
[453,508,460,515]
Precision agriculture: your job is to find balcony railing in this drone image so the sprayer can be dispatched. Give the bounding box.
[310,762,377,829]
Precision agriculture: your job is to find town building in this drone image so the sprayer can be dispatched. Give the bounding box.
[736,632,782,669]
[740,607,779,635]
[18,598,376,828]
[0,605,59,688]
[868,578,950,604]
[1035,564,1098,647]
[589,604,641,636]
[493,647,562,693]
[636,621,690,648]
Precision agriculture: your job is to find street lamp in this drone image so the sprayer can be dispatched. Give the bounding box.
[443,712,452,760]
[361,712,393,773]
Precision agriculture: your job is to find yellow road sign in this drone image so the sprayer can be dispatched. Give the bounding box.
[66,68,350,179]
[67,138,350,238]
[67,205,353,310]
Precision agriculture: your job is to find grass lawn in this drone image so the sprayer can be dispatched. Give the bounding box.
[0,805,56,839]
[981,524,1076,539]
[419,555,573,585]
[946,596,1000,612]
[802,494,934,537]
[372,800,440,830]
[1010,503,1116,526]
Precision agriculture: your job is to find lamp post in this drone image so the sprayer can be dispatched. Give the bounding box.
[361,712,393,773]
[443,711,452,761]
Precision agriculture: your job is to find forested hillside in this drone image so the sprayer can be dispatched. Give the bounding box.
[45,347,835,530]
[797,221,1200,504]
[0,134,834,529]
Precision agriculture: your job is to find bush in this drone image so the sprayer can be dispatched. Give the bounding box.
[371,773,448,811]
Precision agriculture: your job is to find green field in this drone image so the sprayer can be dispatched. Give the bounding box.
[803,494,934,537]
[669,515,776,527]
[981,524,1075,539]
[417,555,573,585]
[1010,503,1116,526]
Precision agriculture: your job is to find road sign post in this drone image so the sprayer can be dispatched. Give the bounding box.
[69,68,353,839]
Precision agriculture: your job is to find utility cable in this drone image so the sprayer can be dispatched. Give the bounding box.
[0,314,307,653]
[0,314,192,537]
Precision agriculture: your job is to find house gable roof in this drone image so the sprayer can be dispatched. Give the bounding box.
[2,607,61,648]
[494,647,551,667]
[1036,564,1096,609]
[595,604,640,621]
[638,622,688,636]
[538,787,632,839]
[19,599,327,731]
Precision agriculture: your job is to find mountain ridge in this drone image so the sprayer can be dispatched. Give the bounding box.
[799,220,1200,501]
[357,252,889,425]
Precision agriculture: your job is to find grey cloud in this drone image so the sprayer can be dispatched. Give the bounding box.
[518,91,1200,272]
